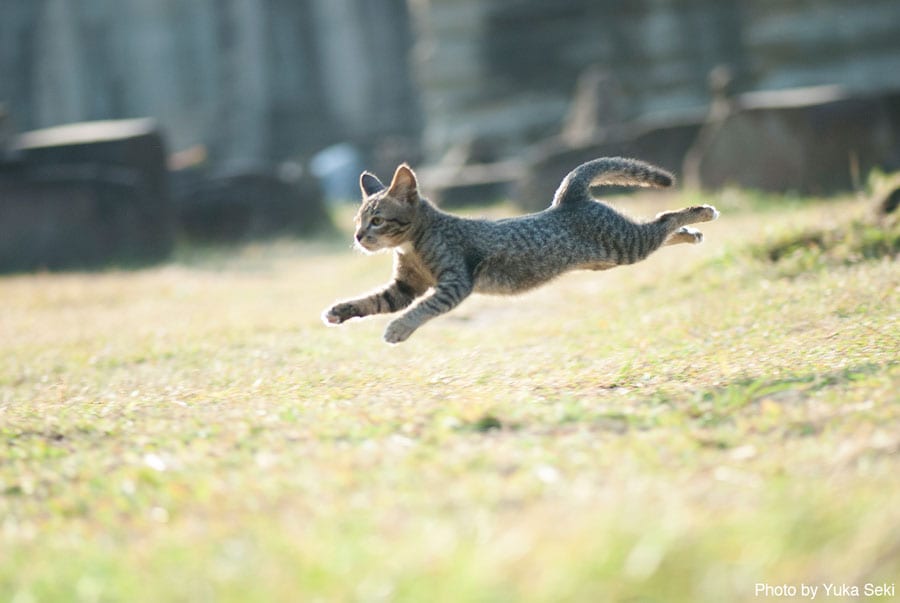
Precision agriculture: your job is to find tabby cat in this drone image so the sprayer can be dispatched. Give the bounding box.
[323,157,718,344]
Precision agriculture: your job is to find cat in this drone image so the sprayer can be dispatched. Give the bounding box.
[322,157,718,344]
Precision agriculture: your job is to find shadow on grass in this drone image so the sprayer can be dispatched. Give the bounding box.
[750,216,899,277]
[417,362,892,449]
[683,362,888,442]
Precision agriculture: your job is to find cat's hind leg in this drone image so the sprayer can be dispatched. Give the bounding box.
[625,205,717,261]
[655,205,719,227]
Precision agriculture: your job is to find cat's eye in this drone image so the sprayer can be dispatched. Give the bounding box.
[370,217,384,227]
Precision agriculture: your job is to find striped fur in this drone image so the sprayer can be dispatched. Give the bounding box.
[551,157,674,207]
[323,158,718,343]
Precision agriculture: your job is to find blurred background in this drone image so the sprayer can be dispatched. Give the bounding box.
[2,0,899,270]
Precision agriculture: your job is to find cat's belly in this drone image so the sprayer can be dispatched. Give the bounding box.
[577,260,617,271]
[473,277,528,295]
[472,260,564,295]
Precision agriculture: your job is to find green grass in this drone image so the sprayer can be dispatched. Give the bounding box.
[2,191,898,602]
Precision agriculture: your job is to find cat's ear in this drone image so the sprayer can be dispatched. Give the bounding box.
[359,171,385,198]
[388,164,418,201]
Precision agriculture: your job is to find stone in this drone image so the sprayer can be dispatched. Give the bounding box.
[0,119,173,271]
[687,88,900,194]
[176,166,330,242]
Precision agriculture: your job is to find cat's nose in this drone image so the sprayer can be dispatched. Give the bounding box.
[355,231,364,242]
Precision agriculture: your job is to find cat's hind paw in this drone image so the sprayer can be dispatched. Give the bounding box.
[697,205,719,222]
[665,226,704,246]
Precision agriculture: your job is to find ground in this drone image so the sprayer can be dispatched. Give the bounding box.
[1,191,898,602]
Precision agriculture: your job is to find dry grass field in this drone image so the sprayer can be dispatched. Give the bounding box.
[1,190,898,602]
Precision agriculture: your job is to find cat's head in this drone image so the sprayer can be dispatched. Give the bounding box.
[353,164,420,253]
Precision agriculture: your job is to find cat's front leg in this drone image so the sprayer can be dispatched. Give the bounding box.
[383,319,418,344]
[323,280,419,325]
[384,273,472,344]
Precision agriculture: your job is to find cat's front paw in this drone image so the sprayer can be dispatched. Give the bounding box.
[322,302,359,325]
[384,319,416,344]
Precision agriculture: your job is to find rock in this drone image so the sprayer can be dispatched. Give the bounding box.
[877,186,900,217]
[176,166,330,242]
[686,88,900,194]
[872,174,900,219]
[15,118,170,209]
[0,169,167,272]
[0,119,174,271]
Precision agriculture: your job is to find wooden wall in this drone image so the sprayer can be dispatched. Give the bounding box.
[0,0,421,166]
[411,0,900,158]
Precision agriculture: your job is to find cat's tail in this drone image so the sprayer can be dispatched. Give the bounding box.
[551,157,674,207]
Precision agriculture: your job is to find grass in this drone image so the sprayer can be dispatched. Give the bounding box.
[1,190,898,602]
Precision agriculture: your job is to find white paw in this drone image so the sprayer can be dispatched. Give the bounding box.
[384,320,415,344]
[680,226,704,244]
[703,205,720,221]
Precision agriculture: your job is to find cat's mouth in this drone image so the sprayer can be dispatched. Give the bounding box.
[355,237,385,254]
